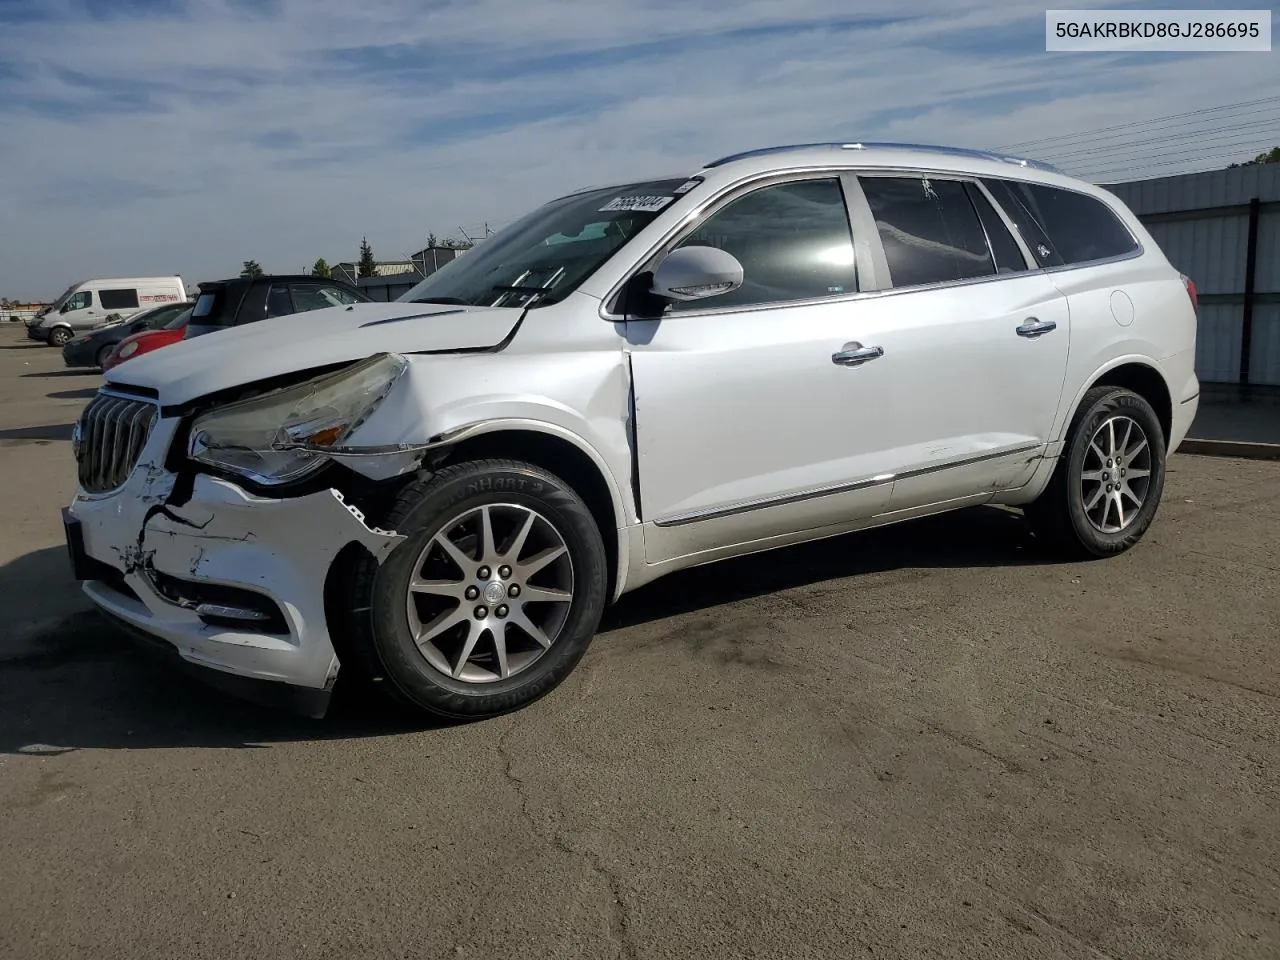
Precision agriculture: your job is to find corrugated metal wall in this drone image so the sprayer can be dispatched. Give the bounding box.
[1106,164,1280,386]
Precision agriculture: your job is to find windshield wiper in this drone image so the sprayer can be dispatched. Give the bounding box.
[491,285,553,296]
[410,296,471,305]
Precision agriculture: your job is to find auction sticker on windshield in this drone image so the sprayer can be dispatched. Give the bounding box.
[599,195,675,213]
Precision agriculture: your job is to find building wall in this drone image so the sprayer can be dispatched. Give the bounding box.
[1106,164,1280,386]
[355,272,420,302]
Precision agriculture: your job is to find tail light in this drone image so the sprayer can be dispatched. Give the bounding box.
[1181,274,1198,314]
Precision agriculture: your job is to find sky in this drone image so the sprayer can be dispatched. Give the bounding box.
[0,0,1276,300]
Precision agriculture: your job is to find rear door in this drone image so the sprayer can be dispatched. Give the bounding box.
[847,173,1071,511]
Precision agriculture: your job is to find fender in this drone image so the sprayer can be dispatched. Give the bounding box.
[1051,353,1174,446]
[339,414,638,603]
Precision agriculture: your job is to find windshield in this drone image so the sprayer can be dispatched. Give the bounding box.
[39,284,78,316]
[398,177,698,309]
[163,308,192,330]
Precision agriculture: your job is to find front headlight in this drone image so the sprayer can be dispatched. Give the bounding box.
[188,353,409,485]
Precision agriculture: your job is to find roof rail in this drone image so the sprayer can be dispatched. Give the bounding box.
[702,142,1060,173]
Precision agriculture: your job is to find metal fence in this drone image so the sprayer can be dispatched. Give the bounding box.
[1106,164,1280,388]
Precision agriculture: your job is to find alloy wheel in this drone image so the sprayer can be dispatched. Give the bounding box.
[1080,415,1153,534]
[404,503,574,683]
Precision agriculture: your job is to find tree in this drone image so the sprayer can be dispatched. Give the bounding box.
[240,260,264,278]
[425,232,438,249]
[1229,146,1280,168]
[311,258,331,279]
[357,237,377,278]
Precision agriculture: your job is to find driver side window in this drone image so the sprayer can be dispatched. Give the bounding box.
[62,291,92,312]
[668,178,856,312]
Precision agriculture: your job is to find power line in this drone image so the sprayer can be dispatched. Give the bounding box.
[1045,123,1280,173]
[1082,152,1266,183]
[1036,113,1280,163]
[1068,137,1272,179]
[995,94,1280,152]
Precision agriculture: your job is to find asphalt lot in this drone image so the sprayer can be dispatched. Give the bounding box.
[1,322,1278,960]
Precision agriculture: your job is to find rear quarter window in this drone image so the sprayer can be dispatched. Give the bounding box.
[192,291,222,320]
[986,179,1139,266]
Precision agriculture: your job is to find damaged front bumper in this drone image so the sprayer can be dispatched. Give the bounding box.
[65,417,404,716]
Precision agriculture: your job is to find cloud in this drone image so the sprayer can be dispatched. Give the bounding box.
[0,0,1276,298]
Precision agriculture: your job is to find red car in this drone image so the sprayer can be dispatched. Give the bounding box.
[102,307,190,372]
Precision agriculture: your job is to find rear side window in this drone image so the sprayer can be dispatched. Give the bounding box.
[289,283,361,312]
[859,176,995,287]
[984,179,1138,266]
[966,185,1028,273]
[99,288,140,310]
[266,284,294,318]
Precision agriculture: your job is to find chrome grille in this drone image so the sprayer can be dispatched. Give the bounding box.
[75,392,158,494]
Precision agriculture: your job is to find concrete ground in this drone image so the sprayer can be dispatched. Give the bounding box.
[2,324,1278,960]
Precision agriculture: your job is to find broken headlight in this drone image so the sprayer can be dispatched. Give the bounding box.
[188,353,409,485]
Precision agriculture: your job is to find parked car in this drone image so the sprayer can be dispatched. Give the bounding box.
[62,301,194,370]
[101,308,192,373]
[185,274,368,339]
[102,275,371,371]
[64,141,1199,722]
[28,276,187,346]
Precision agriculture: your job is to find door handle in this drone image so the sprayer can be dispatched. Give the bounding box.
[1016,318,1057,338]
[831,342,884,366]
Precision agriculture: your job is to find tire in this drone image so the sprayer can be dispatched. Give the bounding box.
[1026,386,1167,559]
[97,345,113,370]
[48,327,73,347]
[348,459,608,720]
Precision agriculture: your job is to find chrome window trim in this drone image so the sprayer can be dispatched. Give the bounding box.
[652,442,1044,527]
[598,164,1147,323]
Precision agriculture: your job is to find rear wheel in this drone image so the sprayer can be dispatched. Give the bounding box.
[1026,386,1167,558]
[96,345,113,369]
[349,459,608,720]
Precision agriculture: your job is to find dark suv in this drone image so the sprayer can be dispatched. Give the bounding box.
[186,275,370,339]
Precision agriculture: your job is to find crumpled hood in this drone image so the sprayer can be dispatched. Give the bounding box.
[105,301,520,406]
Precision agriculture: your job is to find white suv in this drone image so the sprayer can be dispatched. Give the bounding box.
[64,142,1200,720]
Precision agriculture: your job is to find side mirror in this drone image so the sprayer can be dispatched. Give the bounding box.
[651,246,744,302]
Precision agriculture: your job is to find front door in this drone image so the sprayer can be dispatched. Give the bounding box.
[626,176,897,565]
[60,290,98,331]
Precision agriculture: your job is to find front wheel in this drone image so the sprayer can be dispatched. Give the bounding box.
[349,459,609,720]
[48,327,73,347]
[1026,386,1167,558]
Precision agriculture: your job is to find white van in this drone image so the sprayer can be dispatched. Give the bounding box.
[29,276,187,346]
